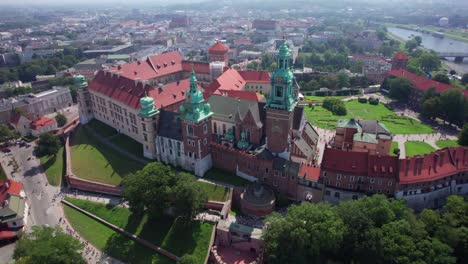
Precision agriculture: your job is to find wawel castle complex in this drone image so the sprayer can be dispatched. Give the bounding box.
[77,41,468,211]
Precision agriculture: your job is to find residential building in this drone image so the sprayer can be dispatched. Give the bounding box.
[30,116,57,137]
[0,180,28,241]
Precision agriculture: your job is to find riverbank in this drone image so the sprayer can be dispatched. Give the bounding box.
[385,23,468,44]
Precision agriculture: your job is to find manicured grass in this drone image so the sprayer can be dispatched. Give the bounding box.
[304,100,433,134]
[195,181,229,201]
[304,95,347,102]
[64,198,214,264]
[390,141,399,156]
[39,147,64,186]
[203,168,251,187]
[70,126,144,185]
[404,141,436,157]
[436,140,460,149]
[0,164,6,181]
[109,134,143,158]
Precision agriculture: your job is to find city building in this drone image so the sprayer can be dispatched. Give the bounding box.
[0,180,27,241]
[30,116,58,137]
[208,41,229,65]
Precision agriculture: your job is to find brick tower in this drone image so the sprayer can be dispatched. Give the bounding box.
[179,69,213,176]
[265,42,297,157]
[391,52,409,70]
[208,41,229,65]
[75,75,94,125]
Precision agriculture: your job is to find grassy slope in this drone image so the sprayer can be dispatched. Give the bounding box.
[195,181,229,201]
[39,147,64,186]
[304,100,433,134]
[69,127,144,185]
[203,168,251,187]
[64,198,213,264]
[436,139,460,149]
[404,141,436,157]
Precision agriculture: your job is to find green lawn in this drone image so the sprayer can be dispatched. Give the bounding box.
[436,140,460,149]
[64,198,214,264]
[39,147,64,186]
[304,95,348,102]
[390,141,399,156]
[86,119,117,138]
[109,134,143,158]
[195,181,229,201]
[203,168,251,187]
[404,141,436,157]
[70,126,144,185]
[304,100,433,134]
[0,164,6,181]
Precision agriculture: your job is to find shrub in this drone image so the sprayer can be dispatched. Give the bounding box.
[358,97,368,103]
[369,98,379,105]
[393,148,400,155]
[323,98,347,116]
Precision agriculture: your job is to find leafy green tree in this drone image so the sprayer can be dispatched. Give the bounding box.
[55,113,67,127]
[439,89,465,124]
[419,209,442,236]
[405,39,419,51]
[388,77,412,101]
[433,73,450,84]
[459,123,468,146]
[422,97,441,119]
[419,52,440,72]
[337,72,349,88]
[123,162,178,216]
[323,98,347,116]
[0,124,16,142]
[263,203,346,264]
[414,36,422,46]
[173,173,207,219]
[14,226,85,264]
[34,133,61,157]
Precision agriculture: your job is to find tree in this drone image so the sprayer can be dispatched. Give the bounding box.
[34,133,60,157]
[123,162,178,216]
[414,36,422,46]
[405,39,419,51]
[173,173,207,219]
[337,72,349,88]
[0,124,16,143]
[462,73,468,84]
[55,113,67,127]
[388,77,412,101]
[433,73,450,84]
[177,254,198,264]
[323,98,347,116]
[439,89,465,124]
[14,225,85,264]
[419,52,440,72]
[458,123,468,146]
[263,203,346,264]
[422,97,441,119]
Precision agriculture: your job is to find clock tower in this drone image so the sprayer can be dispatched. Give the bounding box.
[265,42,297,156]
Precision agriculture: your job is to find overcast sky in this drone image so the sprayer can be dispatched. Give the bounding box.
[0,0,206,6]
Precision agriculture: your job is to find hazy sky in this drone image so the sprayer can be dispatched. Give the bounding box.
[0,0,206,6]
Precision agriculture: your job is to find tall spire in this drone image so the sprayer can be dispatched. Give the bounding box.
[189,65,198,93]
[179,65,212,122]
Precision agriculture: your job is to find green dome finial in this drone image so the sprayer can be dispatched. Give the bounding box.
[138,95,159,117]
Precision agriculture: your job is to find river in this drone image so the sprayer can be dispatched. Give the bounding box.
[388,27,468,73]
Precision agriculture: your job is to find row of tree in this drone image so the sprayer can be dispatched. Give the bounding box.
[322,98,347,116]
[0,47,85,84]
[420,87,468,125]
[263,195,468,264]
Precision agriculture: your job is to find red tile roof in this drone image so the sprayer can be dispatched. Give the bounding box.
[31,116,56,130]
[0,230,17,240]
[393,52,409,60]
[89,70,194,110]
[388,69,466,96]
[0,180,23,204]
[182,60,210,74]
[298,164,321,181]
[238,70,270,83]
[398,146,468,184]
[321,148,399,179]
[108,51,183,80]
[209,41,229,53]
[204,68,246,99]
[213,90,265,102]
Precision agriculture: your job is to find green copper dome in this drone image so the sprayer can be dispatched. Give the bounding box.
[179,68,212,122]
[74,75,88,89]
[138,96,159,117]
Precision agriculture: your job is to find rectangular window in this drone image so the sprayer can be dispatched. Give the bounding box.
[203,124,208,134]
[337,174,342,180]
[370,178,375,184]
[369,185,374,190]
[187,125,194,136]
[142,123,146,131]
[143,133,148,141]
[388,180,393,186]
[323,171,327,177]
[350,176,355,181]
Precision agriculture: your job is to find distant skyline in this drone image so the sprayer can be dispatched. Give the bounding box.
[0,0,207,6]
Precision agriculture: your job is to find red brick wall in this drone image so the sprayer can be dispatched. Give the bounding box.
[265,108,293,153]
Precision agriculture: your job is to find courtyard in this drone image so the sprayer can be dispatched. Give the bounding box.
[63,197,214,264]
[304,99,433,134]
